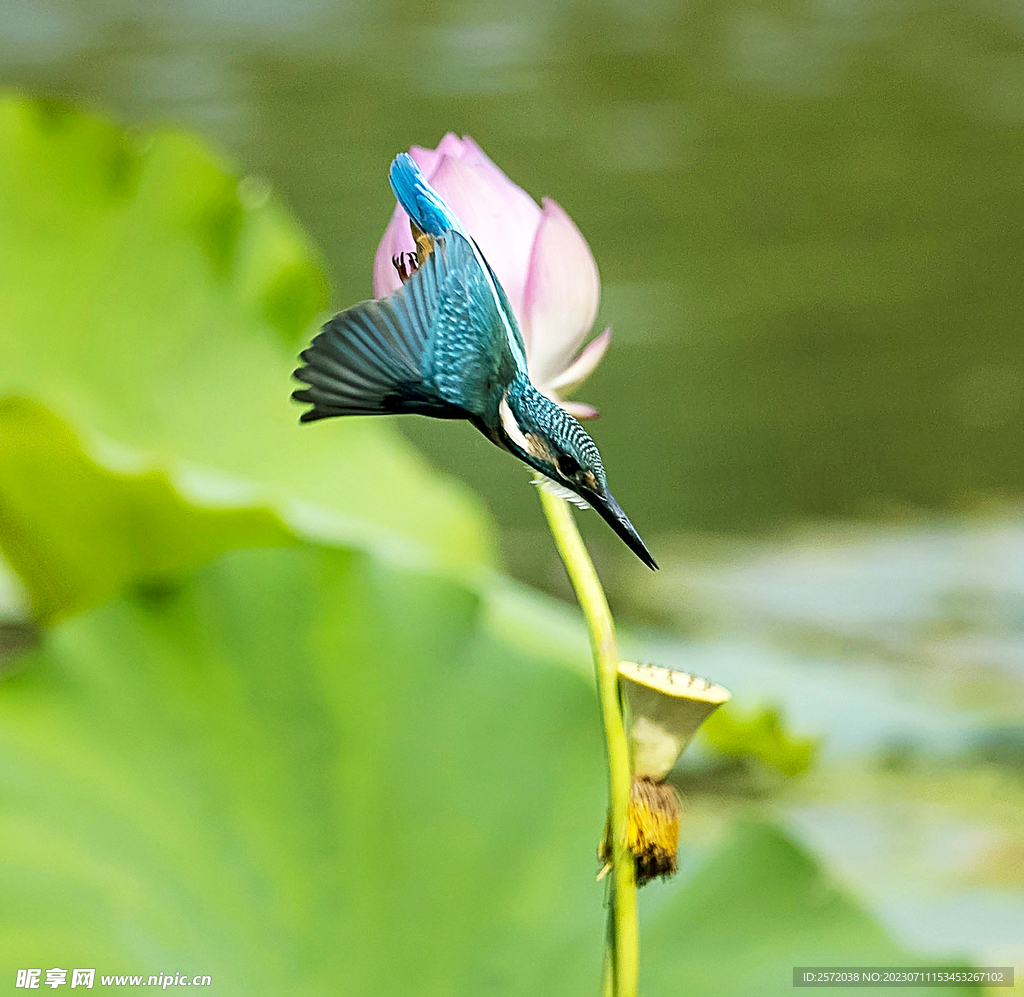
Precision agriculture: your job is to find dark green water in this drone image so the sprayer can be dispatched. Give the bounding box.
[4,0,1021,565]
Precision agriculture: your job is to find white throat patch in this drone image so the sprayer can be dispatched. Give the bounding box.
[531,473,591,509]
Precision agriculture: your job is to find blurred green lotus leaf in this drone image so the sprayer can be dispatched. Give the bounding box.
[0,543,971,996]
[0,545,607,994]
[640,822,980,996]
[701,703,819,776]
[0,397,292,622]
[0,93,494,572]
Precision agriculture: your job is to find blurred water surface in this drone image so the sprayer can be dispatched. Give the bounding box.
[2,0,1022,549]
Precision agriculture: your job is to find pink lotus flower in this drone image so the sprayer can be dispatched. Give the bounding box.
[373,133,610,420]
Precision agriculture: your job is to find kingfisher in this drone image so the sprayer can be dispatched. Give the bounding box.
[292,154,657,570]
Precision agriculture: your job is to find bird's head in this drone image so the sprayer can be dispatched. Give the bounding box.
[497,383,658,570]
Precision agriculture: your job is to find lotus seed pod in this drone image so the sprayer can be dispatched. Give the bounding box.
[618,662,731,781]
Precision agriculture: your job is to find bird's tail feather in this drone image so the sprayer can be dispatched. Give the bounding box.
[389,153,465,240]
[292,238,458,421]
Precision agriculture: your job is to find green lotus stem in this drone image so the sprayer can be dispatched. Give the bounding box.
[538,489,638,997]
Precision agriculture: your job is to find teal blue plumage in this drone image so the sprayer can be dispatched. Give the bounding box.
[388,153,468,241]
[293,154,657,569]
[294,232,514,420]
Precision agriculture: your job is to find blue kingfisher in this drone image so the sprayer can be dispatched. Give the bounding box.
[293,154,657,569]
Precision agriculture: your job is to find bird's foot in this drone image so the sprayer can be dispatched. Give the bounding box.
[392,251,419,283]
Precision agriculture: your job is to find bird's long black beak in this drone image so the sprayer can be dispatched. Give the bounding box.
[588,488,659,570]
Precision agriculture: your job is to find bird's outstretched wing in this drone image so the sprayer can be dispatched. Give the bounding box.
[293,232,515,422]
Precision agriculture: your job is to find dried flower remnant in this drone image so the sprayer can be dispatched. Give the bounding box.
[600,662,731,886]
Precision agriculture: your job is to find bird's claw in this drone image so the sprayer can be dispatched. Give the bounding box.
[392,251,419,283]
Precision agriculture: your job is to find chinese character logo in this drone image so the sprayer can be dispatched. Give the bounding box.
[16,969,41,989]
[71,970,95,989]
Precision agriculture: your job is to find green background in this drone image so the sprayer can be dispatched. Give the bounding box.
[1,0,1022,991]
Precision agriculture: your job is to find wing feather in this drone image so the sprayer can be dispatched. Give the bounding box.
[294,238,456,421]
[292,232,515,423]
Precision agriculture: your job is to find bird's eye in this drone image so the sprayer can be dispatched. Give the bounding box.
[556,453,581,478]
